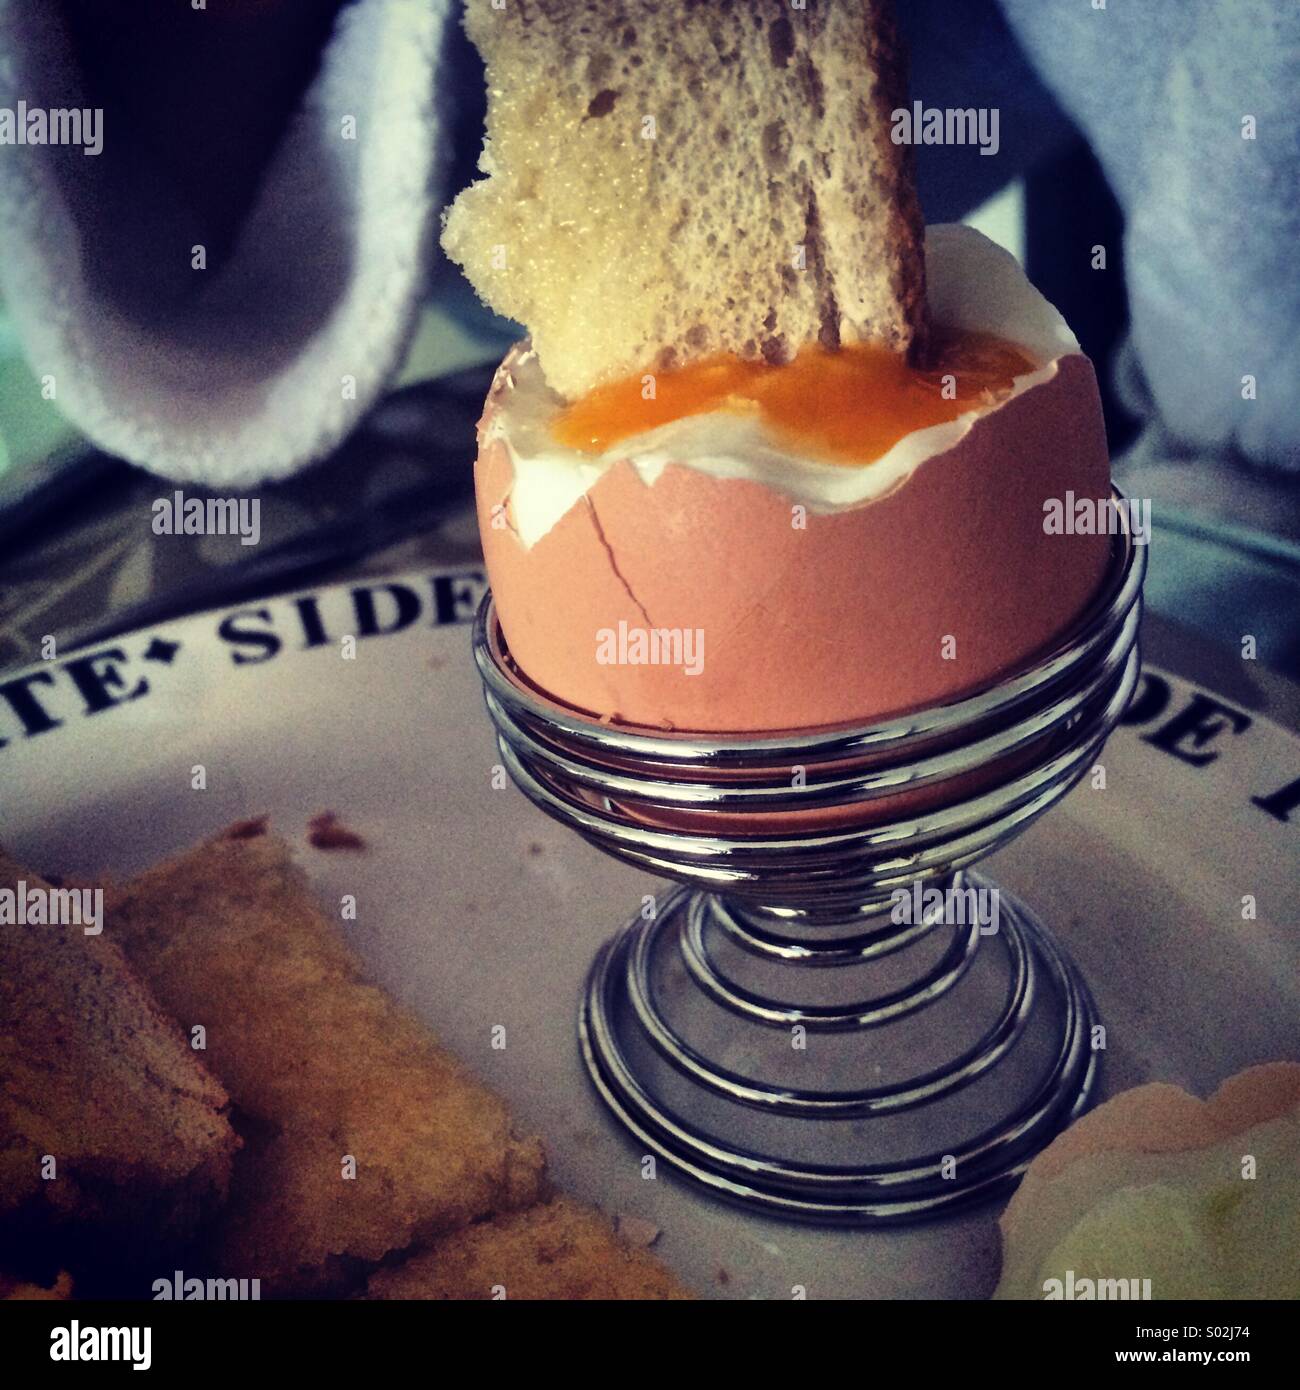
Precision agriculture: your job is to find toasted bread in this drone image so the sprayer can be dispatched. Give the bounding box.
[0,849,236,1252]
[106,827,546,1293]
[363,1196,692,1300]
[442,0,926,400]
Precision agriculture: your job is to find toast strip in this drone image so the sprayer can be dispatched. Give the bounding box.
[0,849,236,1252]
[106,829,546,1292]
[442,0,926,399]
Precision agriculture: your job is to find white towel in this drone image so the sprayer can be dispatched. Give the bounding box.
[0,0,457,487]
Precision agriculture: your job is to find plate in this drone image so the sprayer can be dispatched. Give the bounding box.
[2,566,1297,1299]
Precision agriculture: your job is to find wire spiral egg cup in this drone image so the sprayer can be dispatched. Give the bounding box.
[473,502,1146,1224]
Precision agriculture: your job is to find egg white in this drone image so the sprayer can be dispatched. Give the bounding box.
[490,225,1081,549]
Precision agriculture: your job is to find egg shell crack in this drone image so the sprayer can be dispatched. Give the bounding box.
[583,492,656,631]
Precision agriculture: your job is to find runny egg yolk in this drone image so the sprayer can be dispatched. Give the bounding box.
[551,328,1037,466]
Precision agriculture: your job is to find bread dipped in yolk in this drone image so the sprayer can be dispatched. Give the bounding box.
[553,329,1035,467]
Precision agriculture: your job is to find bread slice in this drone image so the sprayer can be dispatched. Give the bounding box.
[106,826,547,1293]
[442,0,926,400]
[363,1196,693,1301]
[0,849,237,1251]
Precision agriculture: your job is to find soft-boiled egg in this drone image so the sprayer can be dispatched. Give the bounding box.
[476,226,1112,733]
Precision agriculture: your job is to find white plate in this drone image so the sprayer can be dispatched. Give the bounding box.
[3,566,1297,1299]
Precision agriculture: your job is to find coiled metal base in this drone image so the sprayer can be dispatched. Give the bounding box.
[579,875,1097,1220]
[474,501,1145,1224]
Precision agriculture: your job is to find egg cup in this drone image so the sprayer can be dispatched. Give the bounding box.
[473,493,1145,1224]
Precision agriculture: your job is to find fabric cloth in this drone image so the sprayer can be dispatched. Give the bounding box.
[999,0,1299,476]
[0,0,1296,493]
[0,0,460,486]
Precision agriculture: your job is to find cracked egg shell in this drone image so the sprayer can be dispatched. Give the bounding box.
[475,346,1111,734]
[994,1063,1300,1300]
